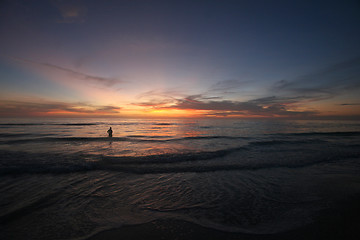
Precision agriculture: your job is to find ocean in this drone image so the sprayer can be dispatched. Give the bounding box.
[1,118,360,239]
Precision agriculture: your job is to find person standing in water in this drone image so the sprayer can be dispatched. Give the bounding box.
[107,127,113,137]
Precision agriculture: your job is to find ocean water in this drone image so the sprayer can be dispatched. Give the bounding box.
[0,118,360,239]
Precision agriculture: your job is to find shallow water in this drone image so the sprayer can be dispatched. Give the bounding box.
[1,118,360,239]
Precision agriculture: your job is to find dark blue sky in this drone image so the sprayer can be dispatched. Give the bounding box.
[0,0,359,118]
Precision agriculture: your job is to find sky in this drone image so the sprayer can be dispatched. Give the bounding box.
[0,0,360,119]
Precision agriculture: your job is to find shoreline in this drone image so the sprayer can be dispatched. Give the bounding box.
[87,217,359,240]
[88,194,360,240]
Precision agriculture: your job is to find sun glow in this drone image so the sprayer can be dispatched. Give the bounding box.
[143,108,202,118]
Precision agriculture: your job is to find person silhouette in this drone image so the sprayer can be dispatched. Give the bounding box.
[107,127,113,137]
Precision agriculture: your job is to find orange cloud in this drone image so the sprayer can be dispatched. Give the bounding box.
[0,99,121,117]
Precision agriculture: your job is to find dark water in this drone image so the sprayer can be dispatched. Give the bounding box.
[1,118,360,239]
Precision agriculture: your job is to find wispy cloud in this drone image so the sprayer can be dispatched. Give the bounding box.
[41,62,122,87]
[135,80,249,107]
[131,57,360,118]
[134,99,175,108]
[209,79,249,92]
[272,57,360,100]
[0,100,121,117]
[339,103,360,106]
[164,95,317,117]
[133,92,317,118]
[52,0,87,23]
[134,88,185,108]
[13,57,124,87]
[137,88,185,99]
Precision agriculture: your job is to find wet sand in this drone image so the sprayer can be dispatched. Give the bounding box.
[88,218,358,240]
[88,194,360,240]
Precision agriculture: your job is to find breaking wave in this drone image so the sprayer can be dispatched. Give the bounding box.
[1,141,359,175]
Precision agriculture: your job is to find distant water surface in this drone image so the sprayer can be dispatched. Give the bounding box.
[1,118,360,239]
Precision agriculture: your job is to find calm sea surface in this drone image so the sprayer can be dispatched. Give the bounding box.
[1,118,360,239]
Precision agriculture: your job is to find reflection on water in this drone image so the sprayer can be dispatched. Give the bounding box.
[1,118,360,239]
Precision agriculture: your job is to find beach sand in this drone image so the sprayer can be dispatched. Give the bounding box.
[88,194,360,240]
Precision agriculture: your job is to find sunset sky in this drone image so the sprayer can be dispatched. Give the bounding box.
[0,0,360,118]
